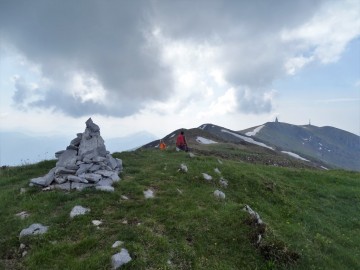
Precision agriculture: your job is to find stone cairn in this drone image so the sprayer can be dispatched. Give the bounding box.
[30,118,122,191]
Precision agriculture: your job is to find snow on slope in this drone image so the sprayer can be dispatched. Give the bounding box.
[196,136,217,144]
[221,129,274,150]
[281,151,309,162]
[245,125,264,136]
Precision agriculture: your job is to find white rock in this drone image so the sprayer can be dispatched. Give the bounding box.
[30,167,56,187]
[22,251,28,257]
[112,241,124,248]
[176,188,183,194]
[96,186,114,192]
[214,190,226,199]
[202,173,212,181]
[20,188,26,194]
[111,248,132,269]
[15,211,30,219]
[214,168,221,174]
[217,159,223,164]
[144,189,154,199]
[243,205,263,224]
[19,223,48,237]
[92,220,102,226]
[189,152,195,158]
[179,163,188,173]
[70,205,90,218]
[20,243,26,250]
[121,195,129,200]
[219,178,228,188]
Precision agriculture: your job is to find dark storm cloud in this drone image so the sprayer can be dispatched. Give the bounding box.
[0,0,172,116]
[0,0,328,116]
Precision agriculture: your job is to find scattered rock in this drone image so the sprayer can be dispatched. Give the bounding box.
[214,168,221,174]
[112,241,124,248]
[92,220,102,226]
[202,173,212,181]
[121,195,129,200]
[29,118,122,191]
[22,251,28,257]
[217,159,223,164]
[70,205,90,218]
[176,188,183,194]
[20,188,26,194]
[15,211,30,219]
[219,178,228,188]
[214,190,226,199]
[144,189,154,199]
[243,205,263,224]
[96,186,115,192]
[189,152,195,158]
[179,163,188,173]
[111,248,132,269]
[19,223,48,238]
[42,186,54,191]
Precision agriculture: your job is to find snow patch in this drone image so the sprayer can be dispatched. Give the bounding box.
[221,129,274,150]
[245,125,264,136]
[169,133,175,138]
[321,166,329,170]
[281,151,309,162]
[196,136,217,144]
[199,124,207,130]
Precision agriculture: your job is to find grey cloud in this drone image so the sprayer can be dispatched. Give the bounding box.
[0,0,333,116]
[12,77,30,104]
[1,0,172,117]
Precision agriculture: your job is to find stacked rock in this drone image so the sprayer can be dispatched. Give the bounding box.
[30,118,122,191]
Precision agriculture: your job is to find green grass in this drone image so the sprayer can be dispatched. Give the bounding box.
[0,149,359,269]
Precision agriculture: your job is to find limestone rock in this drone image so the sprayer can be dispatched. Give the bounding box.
[92,220,102,226]
[96,186,115,192]
[202,173,212,181]
[219,178,228,188]
[144,189,154,199]
[111,248,132,269]
[179,163,188,173]
[112,241,124,248]
[19,223,48,238]
[56,150,77,167]
[30,168,56,187]
[15,211,30,219]
[214,190,226,199]
[214,168,221,174]
[70,205,90,218]
[243,205,263,224]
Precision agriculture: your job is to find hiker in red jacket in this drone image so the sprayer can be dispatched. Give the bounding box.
[176,131,188,152]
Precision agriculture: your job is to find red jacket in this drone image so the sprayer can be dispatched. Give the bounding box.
[176,134,186,147]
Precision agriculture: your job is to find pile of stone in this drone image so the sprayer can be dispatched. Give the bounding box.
[30,118,122,191]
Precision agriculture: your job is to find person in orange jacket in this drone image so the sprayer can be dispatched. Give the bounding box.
[176,131,188,152]
[159,139,166,150]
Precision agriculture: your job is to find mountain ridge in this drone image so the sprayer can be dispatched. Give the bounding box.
[142,121,360,171]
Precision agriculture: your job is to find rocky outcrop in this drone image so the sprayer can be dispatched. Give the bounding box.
[29,118,122,191]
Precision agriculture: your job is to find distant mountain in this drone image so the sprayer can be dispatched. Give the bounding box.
[0,132,71,166]
[141,122,360,171]
[241,122,360,171]
[141,125,327,170]
[0,131,158,166]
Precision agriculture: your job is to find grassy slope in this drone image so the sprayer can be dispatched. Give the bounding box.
[0,149,359,269]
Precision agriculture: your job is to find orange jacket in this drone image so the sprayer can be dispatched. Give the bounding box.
[159,142,166,150]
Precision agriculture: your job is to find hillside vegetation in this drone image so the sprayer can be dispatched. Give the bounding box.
[0,148,359,269]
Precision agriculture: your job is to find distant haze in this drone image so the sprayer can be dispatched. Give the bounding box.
[0,131,157,166]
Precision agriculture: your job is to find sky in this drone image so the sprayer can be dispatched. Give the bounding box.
[0,0,359,143]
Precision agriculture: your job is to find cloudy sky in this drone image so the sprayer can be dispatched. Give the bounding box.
[1,0,359,142]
